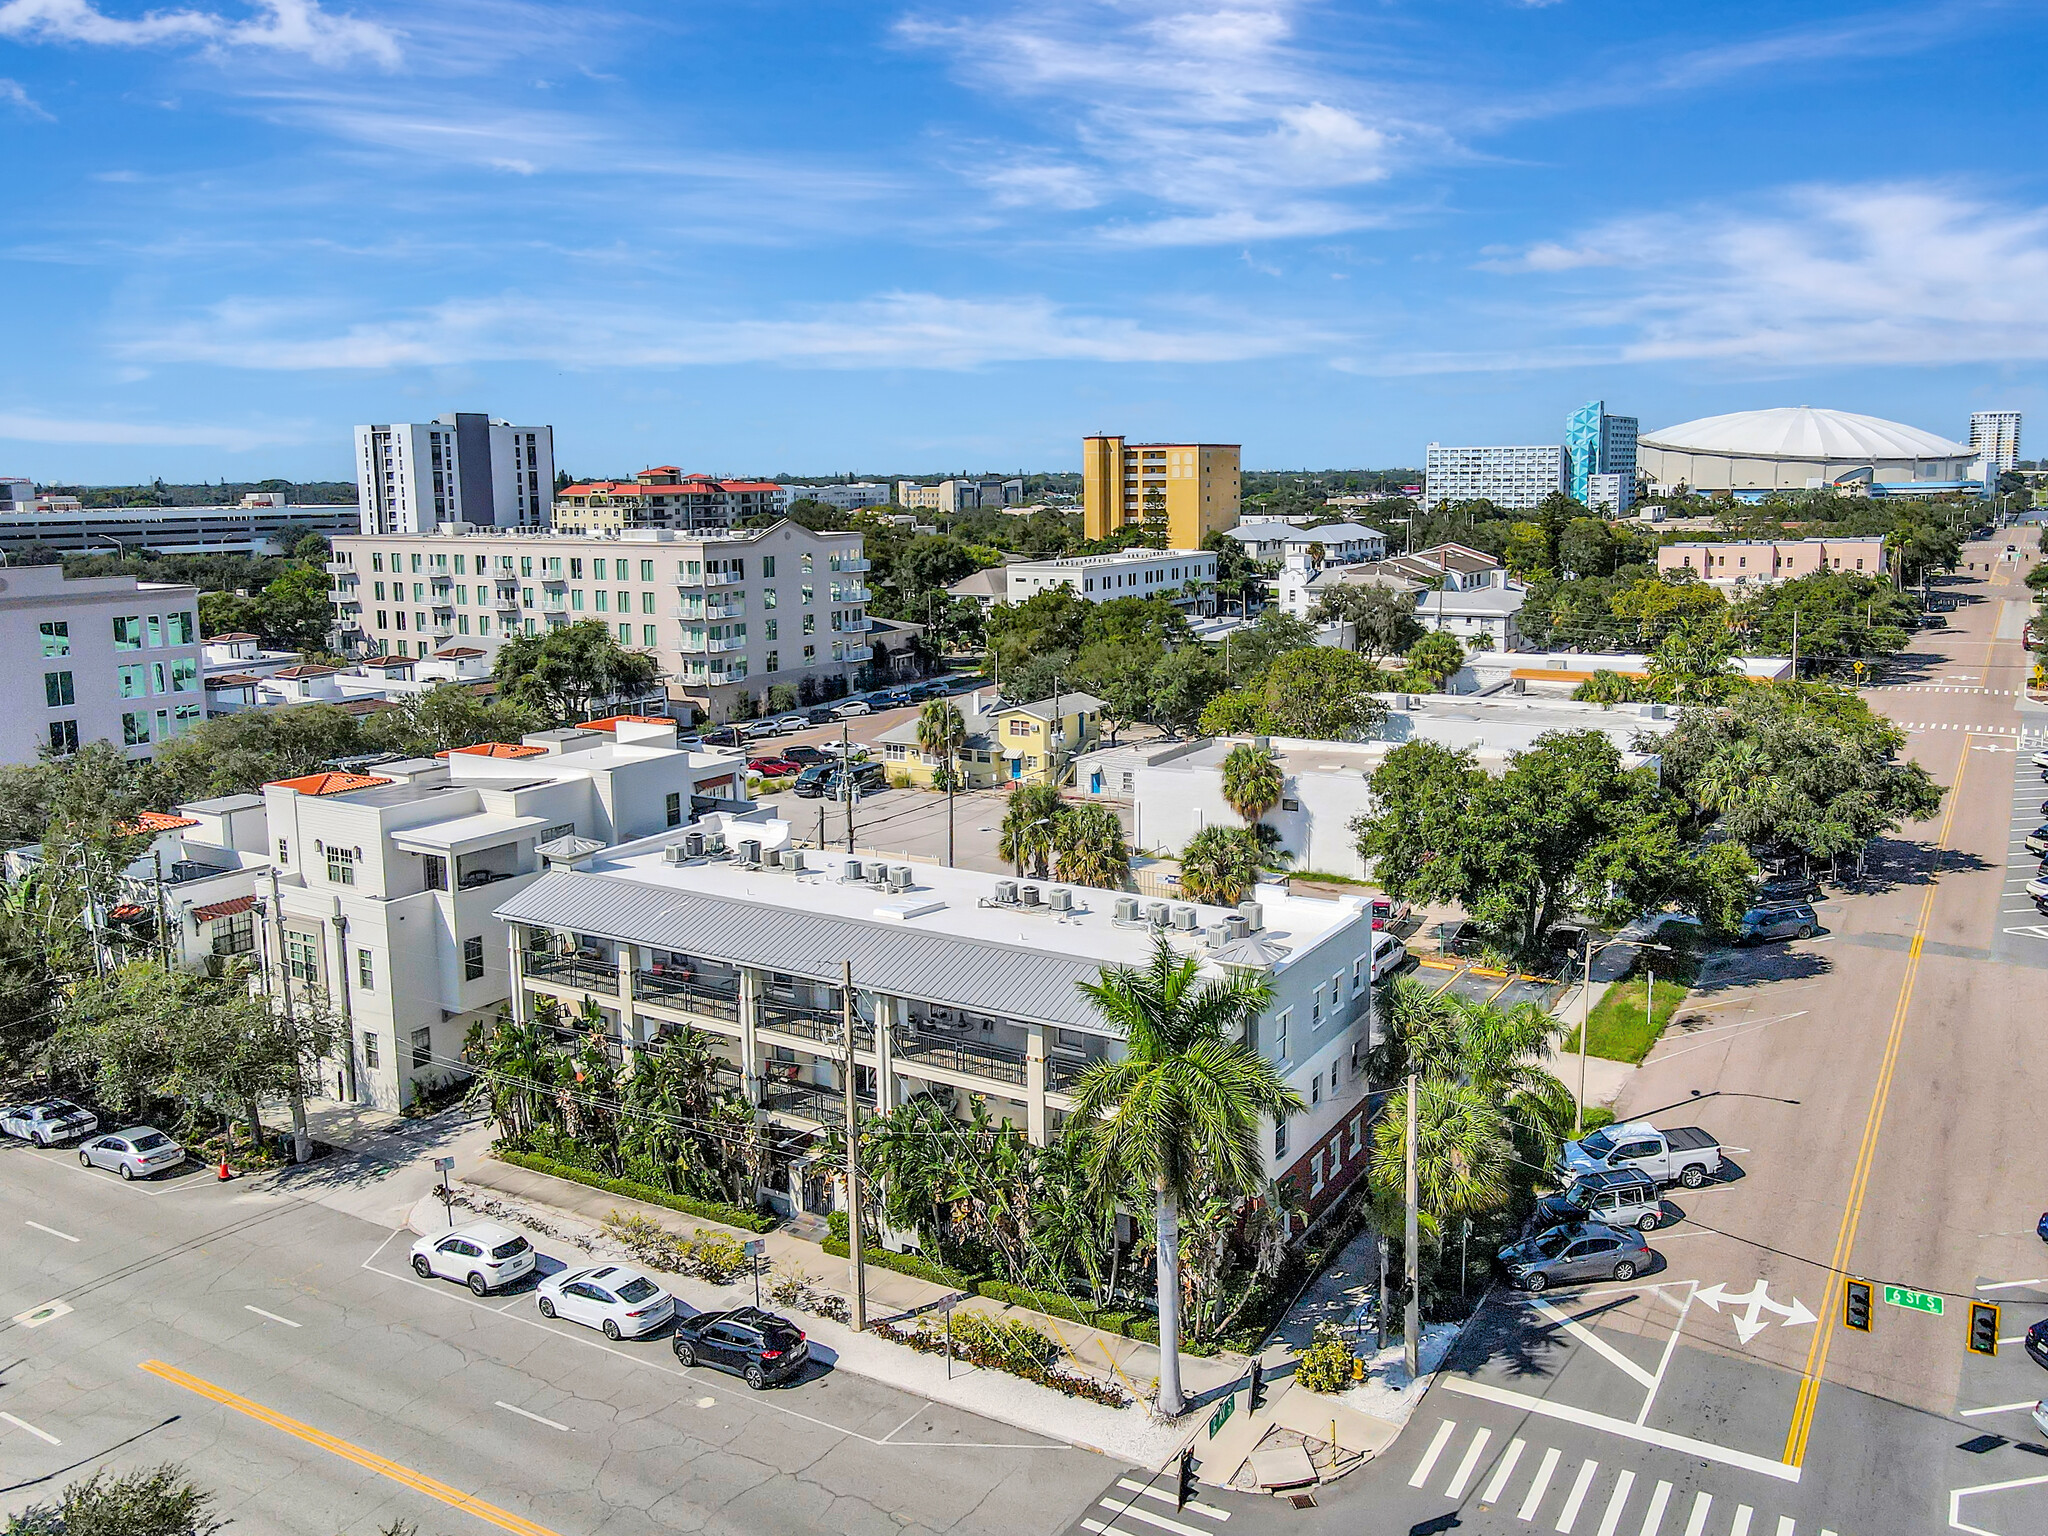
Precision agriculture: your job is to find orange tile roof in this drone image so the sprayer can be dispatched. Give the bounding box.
[439,742,547,759]
[272,664,340,679]
[267,771,395,796]
[579,714,672,731]
[191,894,257,922]
[204,672,261,687]
[434,646,486,658]
[125,810,200,833]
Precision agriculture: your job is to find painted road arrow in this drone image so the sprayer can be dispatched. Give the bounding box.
[1695,1281,1818,1344]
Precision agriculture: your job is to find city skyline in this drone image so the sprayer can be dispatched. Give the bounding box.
[2,0,2044,482]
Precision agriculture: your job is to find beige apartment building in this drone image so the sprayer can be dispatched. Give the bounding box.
[1656,535,1887,587]
[1081,435,1240,546]
[330,520,872,722]
[553,467,782,535]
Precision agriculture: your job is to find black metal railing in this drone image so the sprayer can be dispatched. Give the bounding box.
[526,954,618,994]
[759,1000,872,1049]
[760,1077,872,1123]
[635,970,741,1021]
[1045,1053,1099,1094]
[894,1033,1028,1086]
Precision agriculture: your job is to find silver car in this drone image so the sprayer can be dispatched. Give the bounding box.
[78,1126,185,1179]
[1498,1221,1653,1292]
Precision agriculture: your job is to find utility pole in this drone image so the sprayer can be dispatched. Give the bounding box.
[267,866,310,1163]
[841,959,868,1332]
[1404,1071,1420,1380]
[842,720,856,853]
[1790,609,1799,676]
[1576,932,1593,1135]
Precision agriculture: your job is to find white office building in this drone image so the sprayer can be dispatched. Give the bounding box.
[330,520,872,722]
[3,565,203,767]
[777,483,894,512]
[1221,522,1388,565]
[1971,411,2022,477]
[354,413,554,535]
[1424,443,1567,510]
[1001,547,1216,607]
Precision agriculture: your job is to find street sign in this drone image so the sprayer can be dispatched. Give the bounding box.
[1208,1392,1235,1439]
[1884,1284,1944,1316]
[433,1157,455,1172]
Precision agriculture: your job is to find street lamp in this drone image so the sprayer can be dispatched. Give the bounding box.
[1562,926,1670,1135]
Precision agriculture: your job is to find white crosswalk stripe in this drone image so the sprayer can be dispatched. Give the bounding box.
[1402,1421,1840,1536]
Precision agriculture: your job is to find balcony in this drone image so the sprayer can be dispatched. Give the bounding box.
[495,596,523,612]
[543,609,573,624]
[893,1032,1027,1088]
[707,635,744,654]
[432,623,456,639]
[1045,1052,1100,1095]
[634,970,741,1023]
[831,616,871,635]
[705,570,743,588]
[761,1075,872,1125]
[829,557,871,574]
[705,596,745,620]
[674,572,706,590]
[526,953,619,994]
[834,644,874,664]
[759,999,872,1050]
[831,585,872,604]
[331,569,359,586]
[541,573,567,588]
[335,598,361,613]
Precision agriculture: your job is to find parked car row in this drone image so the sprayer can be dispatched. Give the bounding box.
[3,1101,194,1179]
[682,679,972,747]
[409,1223,810,1388]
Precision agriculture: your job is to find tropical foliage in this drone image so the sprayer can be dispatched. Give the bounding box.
[994,785,1132,889]
[1176,824,1277,906]
[1219,742,1283,825]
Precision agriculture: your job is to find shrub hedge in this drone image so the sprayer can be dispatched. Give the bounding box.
[871,1316,1129,1407]
[820,1236,981,1291]
[493,1148,778,1233]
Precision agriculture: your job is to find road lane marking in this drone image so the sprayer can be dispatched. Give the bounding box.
[0,1410,60,1445]
[1440,1378,1800,1482]
[1775,1520,1793,1536]
[1729,1506,1752,1536]
[1481,1438,1527,1504]
[137,1360,563,1536]
[1410,1419,1458,1487]
[1520,1445,1562,1522]
[1639,1282,1699,1425]
[1093,1500,1220,1536]
[1959,1401,2040,1417]
[1531,1299,1658,1389]
[1975,1277,2048,1292]
[25,1220,78,1242]
[244,1305,301,1328]
[1555,1459,1598,1532]
[1950,1470,2048,1536]
[1682,1492,1712,1536]
[1594,1470,1635,1536]
[1785,726,1972,1469]
[1637,1479,1672,1536]
[1445,1426,1492,1500]
[495,1401,570,1432]
[1114,1478,1228,1520]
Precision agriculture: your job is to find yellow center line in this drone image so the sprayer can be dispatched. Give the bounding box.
[138,1359,562,1536]
[1781,730,1973,1467]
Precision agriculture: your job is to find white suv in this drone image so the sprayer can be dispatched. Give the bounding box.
[410,1221,537,1295]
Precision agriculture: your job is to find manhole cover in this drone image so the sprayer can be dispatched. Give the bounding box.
[1288,1493,1318,1509]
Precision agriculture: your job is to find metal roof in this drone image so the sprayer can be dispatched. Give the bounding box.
[497,870,1125,1036]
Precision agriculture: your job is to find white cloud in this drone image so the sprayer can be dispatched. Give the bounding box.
[0,76,52,116]
[0,410,305,449]
[0,0,399,66]
[117,289,1332,371]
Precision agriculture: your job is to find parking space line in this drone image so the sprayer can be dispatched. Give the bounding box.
[1681,1492,1712,1536]
[1638,1480,1672,1536]
[0,1410,60,1445]
[1958,1401,2038,1417]
[1531,1299,1657,1390]
[25,1220,78,1242]
[1594,1470,1635,1536]
[244,1305,301,1328]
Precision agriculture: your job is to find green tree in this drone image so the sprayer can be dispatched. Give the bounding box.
[1219,742,1283,825]
[4,1463,224,1536]
[153,704,366,802]
[1198,686,1268,736]
[1052,803,1132,889]
[1148,646,1224,736]
[493,619,661,726]
[360,686,542,758]
[1645,618,1740,704]
[1311,583,1423,661]
[1729,572,1914,661]
[1572,668,1643,705]
[1399,631,1464,692]
[1067,940,1303,1416]
[997,783,1066,877]
[918,698,969,861]
[1175,825,1271,906]
[1259,648,1385,740]
[1218,609,1315,683]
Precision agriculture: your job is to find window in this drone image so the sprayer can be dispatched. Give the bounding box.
[170,660,196,693]
[800,553,813,573]
[326,846,356,885]
[762,555,776,578]
[568,558,583,579]
[640,559,654,582]
[462,936,485,981]
[168,611,195,645]
[765,650,779,672]
[764,618,778,640]
[47,720,78,755]
[146,614,163,648]
[363,1032,380,1069]
[1310,1074,1321,1105]
[286,931,319,983]
[412,1026,433,1070]
[1275,1008,1290,1059]
[800,585,814,606]
[1274,1118,1289,1158]
[371,553,384,572]
[618,621,631,643]
[665,792,683,827]
[643,624,657,647]
[422,854,447,891]
[802,644,815,663]
[122,711,151,746]
[277,837,289,865]
[641,591,655,614]
[153,662,168,694]
[763,589,778,609]
[411,554,422,572]
[570,590,584,611]
[357,947,374,990]
[802,613,815,635]
[43,671,73,708]
[113,615,142,650]
[39,621,69,657]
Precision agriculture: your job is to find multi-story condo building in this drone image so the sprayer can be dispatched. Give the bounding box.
[876,688,1103,789]
[1221,521,1387,566]
[2,565,203,767]
[553,468,782,535]
[264,717,749,1110]
[1081,435,1241,546]
[1565,400,1639,513]
[354,413,554,535]
[1656,536,1887,587]
[1970,411,2022,477]
[1423,442,1568,510]
[776,483,894,512]
[894,478,1024,515]
[496,816,1385,1223]
[329,520,872,722]
[1001,547,1216,608]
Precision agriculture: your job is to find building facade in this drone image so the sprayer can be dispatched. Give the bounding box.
[1081,435,1241,547]
[1223,521,1388,566]
[1656,536,1887,586]
[893,478,1023,515]
[777,483,894,512]
[354,413,554,536]
[496,821,1381,1222]
[1565,400,1639,513]
[1001,547,1216,607]
[330,520,872,722]
[553,468,782,535]
[1970,411,2022,478]
[1424,443,1568,510]
[0,503,357,558]
[877,688,1103,789]
[1,565,203,767]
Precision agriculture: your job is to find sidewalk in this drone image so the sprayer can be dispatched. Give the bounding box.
[255,1096,498,1230]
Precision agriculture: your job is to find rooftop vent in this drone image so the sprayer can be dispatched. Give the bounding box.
[866,864,889,888]
[1225,913,1250,941]
[663,843,690,866]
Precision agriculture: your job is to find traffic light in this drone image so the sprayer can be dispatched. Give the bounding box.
[1247,1358,1266,1411]
[1843,1279,1872,1332]
[1176,1447,1197,1511]
[1969,1301,2000,1356]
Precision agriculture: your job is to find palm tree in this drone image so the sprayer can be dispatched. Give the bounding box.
[1053,804,1132,889]
[1175,825,1269,906]
[916,699,969,865]
[1369,981,1575,1143]
[998,783,1066,878]
[1219,742,1283,827]
[1068,940,1303,1417]
[1367,1075,1516,1247]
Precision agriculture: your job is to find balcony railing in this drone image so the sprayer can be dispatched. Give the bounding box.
[894,1033,1027,1087]
[761,1076,872,1124]
[829,557,871,574]
[759,1000,873,1050]
[704,570,743,587]
[834,644,874,663]
[831,585,872,603]
[1046,1053,1100,1094]
[526,953,619,994]
[635,970,741,1022]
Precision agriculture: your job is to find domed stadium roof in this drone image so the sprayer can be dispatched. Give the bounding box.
[1639,407,1971,463]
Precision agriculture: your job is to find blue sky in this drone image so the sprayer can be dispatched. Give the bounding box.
[3,0,2045,483]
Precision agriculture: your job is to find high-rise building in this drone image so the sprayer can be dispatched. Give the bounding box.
[354,413,554,536]
[1970,411,2022,476]
[1565,400,1639,512]
[1423,443,1567,510]
[1081,435,1240,546]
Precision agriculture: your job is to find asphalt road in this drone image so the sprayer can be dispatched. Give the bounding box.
[0,1142,1118,1536]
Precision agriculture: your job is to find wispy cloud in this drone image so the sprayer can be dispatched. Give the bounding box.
[0,0,399,66]
[0,409,306,449]
[118,289,1335,371]
[0,75,52,116]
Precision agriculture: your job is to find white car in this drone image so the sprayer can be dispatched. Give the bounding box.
[2035,750,2048,776]
[2034,1400,2048,1440]
[536,1263,675,1339]
[832,699,872,717]
[1369,930,1407,984]
[1,1099,99,1146]
[78,1126,184,1179]
[410,1221,537,1295]
[774,714,810,735]
[2026,876,2048,904]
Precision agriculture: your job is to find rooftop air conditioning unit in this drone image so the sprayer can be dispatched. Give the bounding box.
[663,843,689,866]
[683,831,705,857]
[1148,901,1171,928]
[1115,895,1139,923]
[764,848,785,870]
[995,879,1018,906]
[866,864,889,888]
[1172,906,1197,931]
[705,832,726,853]
[738,838,762,867]
[888,866,912,891]
[786,849,805,873]
[843,858,864,882]
[1225,913,1250,941]
[1237,900,1263,932]
[1020,884,1041,907]
[1048,887,1073,913]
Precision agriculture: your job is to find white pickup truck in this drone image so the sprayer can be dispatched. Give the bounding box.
[1,1098,100,1146]
[1557,1120,1724,1190]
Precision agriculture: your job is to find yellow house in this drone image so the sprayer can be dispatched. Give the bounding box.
[879,689,1105,790]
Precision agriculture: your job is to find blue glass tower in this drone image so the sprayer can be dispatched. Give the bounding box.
[1565,400,1639,510]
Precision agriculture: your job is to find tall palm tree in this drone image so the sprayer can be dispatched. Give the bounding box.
[916,699,969,866]
[1053,804,1132,889]
[1367,1075,1516,1247]
[1068,940,1304,1417]
[1219,742,1283,827]
[1175,825,1270,906]
[1368,981,1575,1142]
[998,783,1066,878]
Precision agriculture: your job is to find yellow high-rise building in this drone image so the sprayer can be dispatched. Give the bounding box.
[1081,435,1240,547]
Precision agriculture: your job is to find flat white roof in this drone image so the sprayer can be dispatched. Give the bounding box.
[390,812,549,854]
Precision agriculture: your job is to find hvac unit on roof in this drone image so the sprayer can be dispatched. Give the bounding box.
[786,849,806,873]
[842,857,864,882]
[1237,900,1263,932]
[1019,884,1041,907]
[683,831,705,857]
[1048,887,1073,913]
[866,863,889,888]
[1172,906,1197,931]
[663,843,689,866]
[995,879,1018,906]
[1148,901,1171,928]
[737,838,762,867]
[1115,895,1140,924]
[705,831,726,853]
[888,866,912,892]
[1225,913,1250,941]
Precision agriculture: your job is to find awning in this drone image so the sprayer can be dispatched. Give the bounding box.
[191,894,258,922]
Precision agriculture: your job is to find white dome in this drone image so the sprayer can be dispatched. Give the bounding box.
[1639,407,1971,464]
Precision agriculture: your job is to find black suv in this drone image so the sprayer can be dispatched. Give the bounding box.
[673,1306,809,1388]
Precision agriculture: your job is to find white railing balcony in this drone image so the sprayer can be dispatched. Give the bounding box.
[495,595,522,612]
[832,615,872,634]
[334,598,361,613]
[674,572,705,589]
[704,570,743,588]
[707,635,745,654]
[330,569,359,585]
[705,597,745,619]
[543,609,573,624]
[830,557,871,574]
[540,573,567,587]
[831,585,873,603]
[835,644,874,663]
